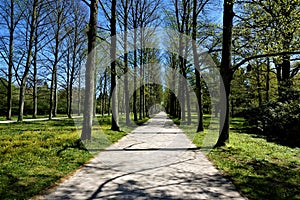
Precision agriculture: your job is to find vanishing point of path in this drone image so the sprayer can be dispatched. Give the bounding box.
[40,112,246,200]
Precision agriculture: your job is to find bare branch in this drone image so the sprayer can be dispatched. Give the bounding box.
[233,51,300,71]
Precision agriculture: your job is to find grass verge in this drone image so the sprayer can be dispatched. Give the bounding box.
[0,115,148,199]
[179,116,300,200]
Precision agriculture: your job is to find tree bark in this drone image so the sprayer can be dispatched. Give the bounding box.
[110,0,120,131]
[32,32,38,118]
[265,58,270,102]
[192,0,204,132]
[123,0,130,126]
[7,0,15,120]
[81,0,98,140]
[18,0,38,122]
[133,24,138,121]
[214,0,234,147]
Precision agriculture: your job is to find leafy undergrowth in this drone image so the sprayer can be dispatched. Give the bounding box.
[206,118,300,200]
[0,115,148,200]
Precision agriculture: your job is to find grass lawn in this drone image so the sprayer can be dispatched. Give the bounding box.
[0,114,68,121]
[177,114,300,200]
[0,115,148,199]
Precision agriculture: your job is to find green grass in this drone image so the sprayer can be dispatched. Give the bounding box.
[0,114,68,121]
[0,114,148,199]
[179,115,300,200]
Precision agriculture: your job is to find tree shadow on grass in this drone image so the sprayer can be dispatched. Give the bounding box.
[230,118,300,148]
[233,159,300,200]
[214,146,300,200]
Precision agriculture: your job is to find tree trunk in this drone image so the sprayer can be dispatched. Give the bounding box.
[266,58,270,102]
[32,34,38,119]
[102,70,107,116]
[81,0,98,140]
[110,0,120,131]
[18,0,38,122]
[139,48,143,120]
[66,49,71,118]
[7,0,14,120]
[78,64,81,116]
[214,0,234,147]
[133,26,138,121]
[192,0,203,131]
[256,61,262,106]
[53,71,58,117]
[123,0,130,126]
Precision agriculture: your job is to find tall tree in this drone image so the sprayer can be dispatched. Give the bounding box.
[0,0,24,120]
[110,0,120,131]
[66,2,86,118]
[192,0,210,131]
[81,0,98,140]
[120,0,131,125]
[214,0,234,147]
[47,1,70,119]
[18,0,38,122]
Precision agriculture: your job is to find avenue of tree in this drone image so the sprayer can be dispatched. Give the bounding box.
[0,0,299,146]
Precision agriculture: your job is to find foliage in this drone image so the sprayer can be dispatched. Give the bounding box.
[244,100,300,147]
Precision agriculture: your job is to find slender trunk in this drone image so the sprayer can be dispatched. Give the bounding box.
[18,0,38,122]
[66,49,70,118]
[133,26,138,121]
[139,48,143,120]
[93,73,97,117]
[123,0,130,125]
[266,58,270,102]
[77,64,81,116]
[49,64,56,119]
[184,10,191,125]
[103,70,107,116]
[53,73,57,117]
[192,0,203,131]
[256,62,262,106]
[215,0,234,147]
[110,0,120,131]
[7,0,14,120]
[32,35,38,118]
[69,71,74,118]
[81,0,98,140]
[170,55,176,117]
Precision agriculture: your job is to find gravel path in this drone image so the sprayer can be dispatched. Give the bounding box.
[39,112,246,200]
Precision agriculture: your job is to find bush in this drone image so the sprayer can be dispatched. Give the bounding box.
[244,100,300,147]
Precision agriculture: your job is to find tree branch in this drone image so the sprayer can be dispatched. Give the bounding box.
[233,51,300,71]
[81,0,90,7]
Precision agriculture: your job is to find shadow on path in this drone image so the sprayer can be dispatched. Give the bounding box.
[40,112,246,200]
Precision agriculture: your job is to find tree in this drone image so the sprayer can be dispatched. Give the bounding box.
[81,0,98,140]
[0,0,24,120]
[17,0,38,122]
[214,0,300,147]
[65,2,86,118]
[119,0,131,125]
[214,0,234,147]
[47,1,71,119]
[110,0,120,131]
[192,0,210,131]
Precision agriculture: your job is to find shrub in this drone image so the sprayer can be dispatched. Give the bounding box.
[244,100,300,147]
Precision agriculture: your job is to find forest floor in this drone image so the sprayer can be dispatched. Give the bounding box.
[39,112,245,200]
